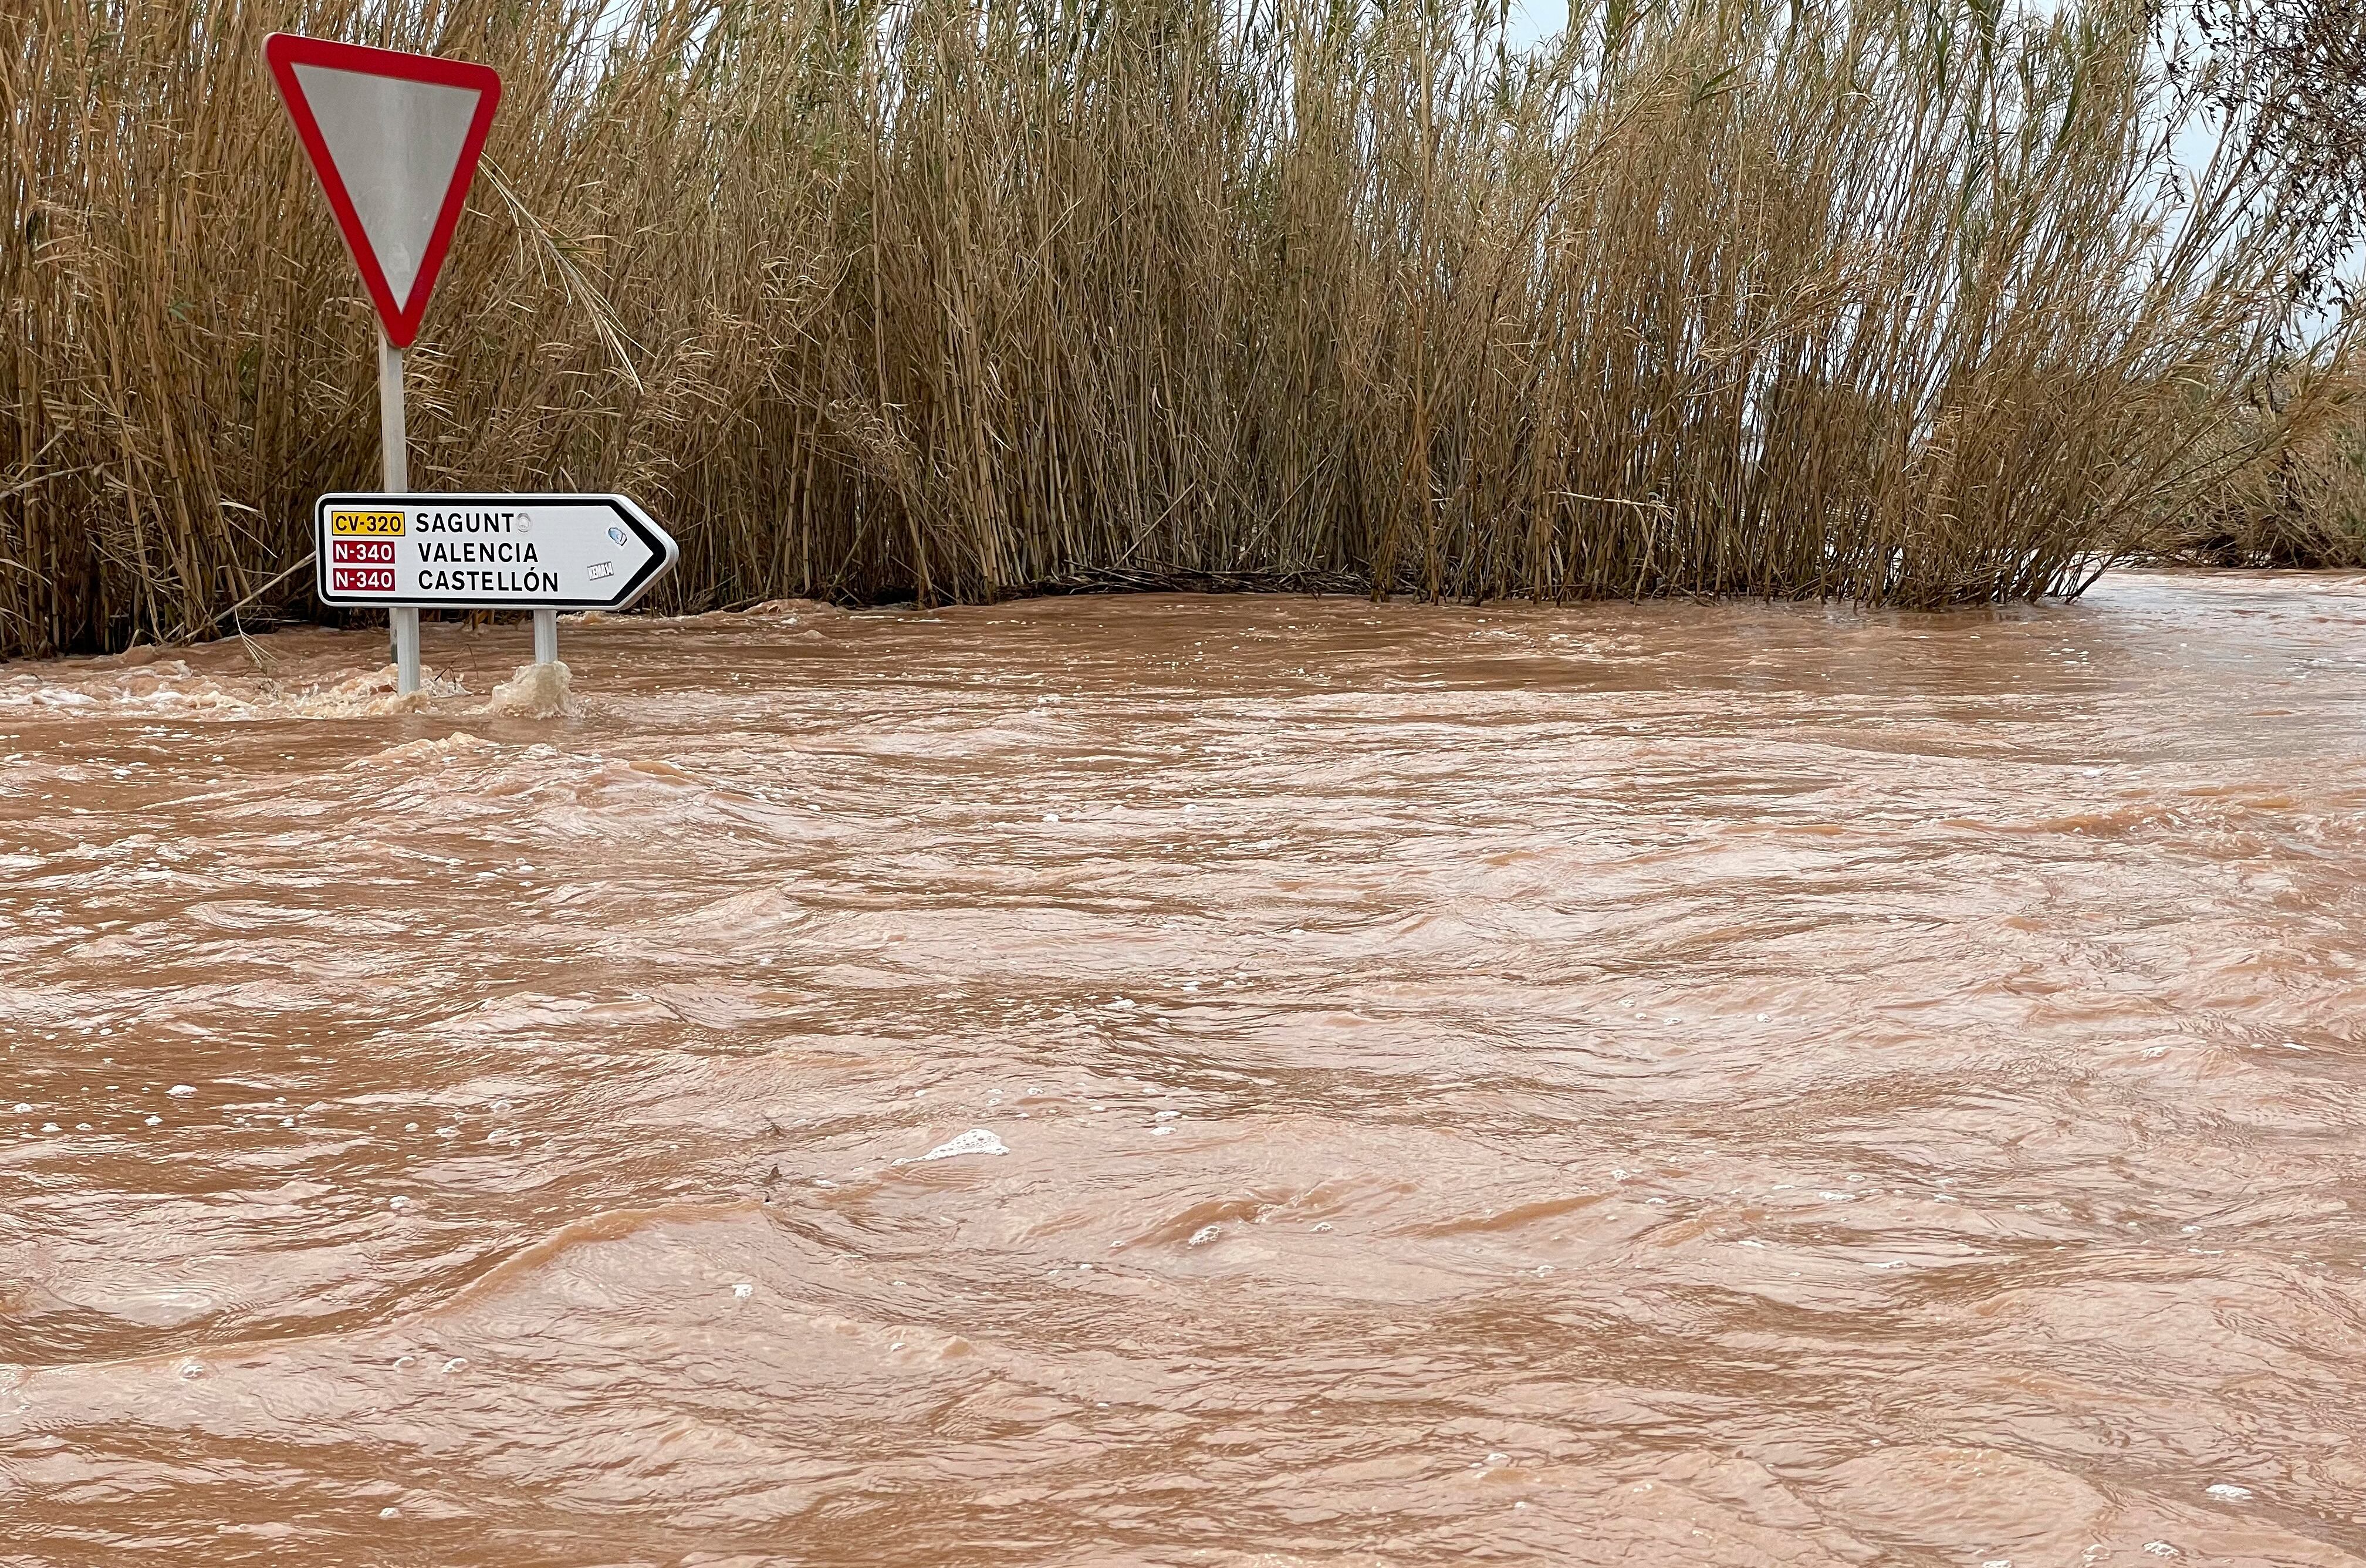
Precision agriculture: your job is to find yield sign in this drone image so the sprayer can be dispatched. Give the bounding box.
[265,34,501,347]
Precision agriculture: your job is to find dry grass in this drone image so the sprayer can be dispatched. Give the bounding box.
[0,0,2340,657]
[2144,357,2366,567]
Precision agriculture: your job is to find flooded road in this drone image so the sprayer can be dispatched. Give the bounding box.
[4,571,2366,1566]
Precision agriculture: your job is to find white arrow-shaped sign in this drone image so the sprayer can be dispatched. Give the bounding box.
[314,493,679,611]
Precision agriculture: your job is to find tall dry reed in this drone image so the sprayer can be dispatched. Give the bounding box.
[2148,355,2366,566]
[0,0,2339,657]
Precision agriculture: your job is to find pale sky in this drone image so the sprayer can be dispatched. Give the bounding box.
[1502,1,1560,51]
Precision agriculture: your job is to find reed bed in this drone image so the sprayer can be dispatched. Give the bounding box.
[2160,371,2366,567]
[0,0,2339,657]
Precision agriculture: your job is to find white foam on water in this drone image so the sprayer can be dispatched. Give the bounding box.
[1188,1225,1221,1246]
[362,732,498,768]
[903,1128,1009,1163]
[286,664,468,718]
[475,661,574,719]
[2205,1482,2252,1500]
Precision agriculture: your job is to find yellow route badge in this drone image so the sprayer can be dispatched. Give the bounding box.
[328,509,406,537]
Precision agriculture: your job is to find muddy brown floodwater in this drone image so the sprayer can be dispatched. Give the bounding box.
[4,572,2366,1566]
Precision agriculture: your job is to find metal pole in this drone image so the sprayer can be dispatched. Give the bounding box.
[378,328,420,695]
[532,608,557,665]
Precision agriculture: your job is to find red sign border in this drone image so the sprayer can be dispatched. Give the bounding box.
[264,33,501,348]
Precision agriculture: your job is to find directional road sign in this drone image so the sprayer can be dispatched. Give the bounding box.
[313,494,679,611]
[265,34,501,347]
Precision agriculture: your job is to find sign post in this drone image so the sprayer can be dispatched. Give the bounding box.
[269,33,499,691]
[269,35,672,688]
[376,328,415,686]
[268,35,661,695]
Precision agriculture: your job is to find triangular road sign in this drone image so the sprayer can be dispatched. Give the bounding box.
[265,34,501,348]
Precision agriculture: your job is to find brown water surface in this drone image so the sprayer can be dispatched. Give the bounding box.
[5,573,2366,1566]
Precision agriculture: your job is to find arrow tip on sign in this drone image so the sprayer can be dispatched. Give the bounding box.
[265,34,501,348]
